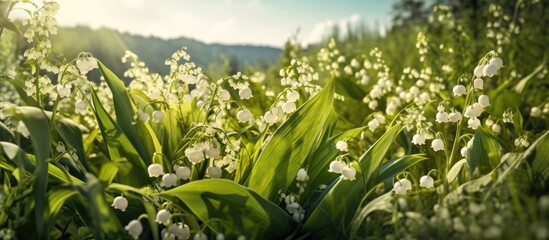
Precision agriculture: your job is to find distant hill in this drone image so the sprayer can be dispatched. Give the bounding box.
[49,26,281,80]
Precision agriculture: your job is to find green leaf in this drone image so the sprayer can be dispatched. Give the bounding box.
[514,61,546,94]
[247,77,335,202]
[350,192,393,238]
[98,61,162,165]
[306,127,365,192]
[467,127,502,174]
[158,179,296,239]
[48,187,78,220]
[0,141,84,184]
[0,121,14,142]
[9,106,51,239]
[376,154,428,183]
[75,174,122,240]
[302,124,402,237]
[335,77,366,101]
[90,88,150,186]
[447,158,467,183]
[2,76,39,106]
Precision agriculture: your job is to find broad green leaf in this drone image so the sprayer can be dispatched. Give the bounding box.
[350,192,393,238]
[446,158,467,183]
[302,124,402,237]
[54,116,90,171]
[529,131,549,183]
[98,61,162,165]
[306,127,365,193]
[335,77,366,101]
[9,106,51,239]
[48,187,78,220]
[514,61,546,94]
[2,76,39,106]
[90,88,150,186]
[376,154,428,183]
[247,77,335,202]
[158,179,296,239]
[0,142,84,184]
[0,121,14,142]
[467,127,502,174]
[75,174,122,240]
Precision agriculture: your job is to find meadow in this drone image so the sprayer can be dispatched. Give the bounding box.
[0,0,548,239]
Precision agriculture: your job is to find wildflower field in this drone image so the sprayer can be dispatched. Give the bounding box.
[0,0,549,239]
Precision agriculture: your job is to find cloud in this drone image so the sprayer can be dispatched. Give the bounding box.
[303,14,363,46]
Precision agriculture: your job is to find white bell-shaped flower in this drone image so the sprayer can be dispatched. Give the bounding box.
[531,107,542,117]
[483,64,498,77]
[461,146,469,158]
[148,163,164,177]
[393,181,407,195]
[452,85,466,96]
[125,220,143,239]
[239,87,253,100]
[399,178,412,190]
[419,175,434,188]
[328,160,346,173]
[218,89,230,101]
[341,165,356,181]
[473,78,484,90]
[111,196,128,212]
[175,166,191,180]
[161,229,176,240]
[448,112,461,122]
[292,211,305,222]
[237,109,252,123]
[436,111,449,123]
[473,65,485,78]
[468,118,481,129]
[75,99,87,111]
[492,124,501,134]
[76,57,98,74]
[282,101,296,113]
[152,111,164,122]
[162,173,178,187]
[206,146,220,159]
[431,139,444,151]
[368,119,380,131]
[296,168,309,182]
[264,111,278,125]
[478,95,490,108]
[287,90,300,102]
[156,209,172,225]
[489,57,503,69]
[57,84,71,98]
[185,148,205,164]
[169,223,190,240]
[335,141,348,152]
[138,112,150,122]
[411,134,426,145]
[56,141,66,153]
[206,166,222,178]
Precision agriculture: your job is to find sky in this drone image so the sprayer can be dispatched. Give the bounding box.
[49,0,395,47]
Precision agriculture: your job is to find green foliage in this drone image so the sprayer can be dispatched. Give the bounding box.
[246,76,335,202]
